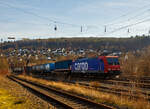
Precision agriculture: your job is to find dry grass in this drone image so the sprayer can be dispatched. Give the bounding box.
[19,75,150,109]
[0,88,31,109]
[0,76,54,109]
[0,57,9,75]
[121,46,150,77]
[89,81,101,87]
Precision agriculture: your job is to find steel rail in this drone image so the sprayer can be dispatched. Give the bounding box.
[8,75,114,109]
[8,76,73,109]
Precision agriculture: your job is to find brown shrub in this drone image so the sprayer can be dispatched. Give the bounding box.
[0,57,9,75]
[120,52,137,75]
[121,47,150,77]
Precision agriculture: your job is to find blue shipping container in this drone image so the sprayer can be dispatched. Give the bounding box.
[44,63,55,72]
[55,60,72,70]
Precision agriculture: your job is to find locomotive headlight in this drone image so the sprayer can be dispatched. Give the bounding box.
[108,68,111,71]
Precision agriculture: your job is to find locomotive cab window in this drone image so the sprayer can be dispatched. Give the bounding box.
[113,58,120,65]
[107,58,119,65]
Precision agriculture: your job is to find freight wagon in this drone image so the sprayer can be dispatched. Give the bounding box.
[24,63,55,75]
[11,67,24,74]
[55,60,72,72]
[43,63,55,73]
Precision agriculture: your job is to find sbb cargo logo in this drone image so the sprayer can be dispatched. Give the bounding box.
[75,62,88,71]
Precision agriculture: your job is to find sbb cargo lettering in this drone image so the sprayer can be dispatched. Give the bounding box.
[75,62,88,71]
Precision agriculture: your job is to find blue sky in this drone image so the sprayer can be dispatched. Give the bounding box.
[0,0,150,40]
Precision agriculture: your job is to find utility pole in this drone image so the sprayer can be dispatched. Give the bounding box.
[148,29,150,36]
[8,37,16,67]
[8,36,15,48]
[0,38,3,56]
[81,26,83,32]
[104,25,107,33]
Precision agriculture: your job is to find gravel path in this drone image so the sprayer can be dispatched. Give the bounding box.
[0,75,56,109]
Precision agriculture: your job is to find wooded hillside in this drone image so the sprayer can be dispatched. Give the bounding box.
[2,35,150,52]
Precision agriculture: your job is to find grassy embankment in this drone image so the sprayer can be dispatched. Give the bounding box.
[19,75,150,109]
[0,57,9,75]
[0,88,31,109]
[0,75,53,109]
[0,58,53,109]
[0,58,30,109]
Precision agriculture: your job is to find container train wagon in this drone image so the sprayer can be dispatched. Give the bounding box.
[55,60,72,72]
[11,67,24,74]
[24,63,55,76]
[12,56,121,79]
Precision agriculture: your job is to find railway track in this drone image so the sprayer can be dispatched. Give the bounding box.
[25,75,150,101]
[39,75,150,93]
[100,79,150,89]
[8,75,114,109]
[75,81,150,100]
[112,75,150,83]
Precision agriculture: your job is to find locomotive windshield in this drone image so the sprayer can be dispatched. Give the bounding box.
[107,58,119,65]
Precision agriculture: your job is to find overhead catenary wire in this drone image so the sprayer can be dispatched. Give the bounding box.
[109,9,150,28]
[100,3,150,35]
[104,17,150,35]
[97,3,150,35]
[1,1,150,37]
[97,9,150,36]
[0,1,104,35]
[104,3,150,26]
[0,1,94,29]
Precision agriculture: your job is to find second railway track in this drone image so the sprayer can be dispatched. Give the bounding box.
[8,75,114,109]
[23,75,150,101]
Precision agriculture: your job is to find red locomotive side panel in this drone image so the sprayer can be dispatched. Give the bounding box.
[99,56,121,75]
